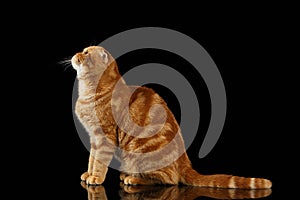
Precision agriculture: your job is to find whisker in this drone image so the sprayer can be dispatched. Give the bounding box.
[58,56,73,71]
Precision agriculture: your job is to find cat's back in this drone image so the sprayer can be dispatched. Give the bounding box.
[128,86,169,126]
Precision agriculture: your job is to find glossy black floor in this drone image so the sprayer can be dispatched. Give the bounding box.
[46,168,281,200]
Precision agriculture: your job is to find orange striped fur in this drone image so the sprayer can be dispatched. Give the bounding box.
[71,46,272,189]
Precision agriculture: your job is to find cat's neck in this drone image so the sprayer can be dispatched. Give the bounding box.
[77,64,126,102]
[77,76,101,101]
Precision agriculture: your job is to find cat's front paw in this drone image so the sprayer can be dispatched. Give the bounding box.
[86,175,105,185]
[81,172,90,181]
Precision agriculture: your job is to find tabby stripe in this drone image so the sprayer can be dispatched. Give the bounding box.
[137,124,165,138]
[260,179,266,187]
[139,143,178,168]
[99,150,115,158]
[261,178,266,188]
[135,135,167,152]
[95,156,111,163]
[228,176,236,188]
[95,92,111,100]
[95,90,111,101]
[94,154,113,165]
[165,170,176,183]
[250,178,256,189]
[95,97,111,108]
[120,134,132,147]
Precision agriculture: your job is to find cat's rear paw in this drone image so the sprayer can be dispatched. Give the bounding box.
[81,172,90,181]
[123,176,154,185]
[124,176,143,185]
[86,175,105,185]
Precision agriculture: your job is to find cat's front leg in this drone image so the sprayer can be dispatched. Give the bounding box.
[86,135,116,185]
[81,148,96,181]
[86,157,108,185]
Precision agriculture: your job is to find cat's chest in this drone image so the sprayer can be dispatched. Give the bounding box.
[75,101,98,126]
[75,98,114,133]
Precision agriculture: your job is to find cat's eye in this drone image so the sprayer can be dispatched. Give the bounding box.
[83,50,89,55]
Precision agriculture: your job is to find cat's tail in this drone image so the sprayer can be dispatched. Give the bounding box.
[181,167,272,189]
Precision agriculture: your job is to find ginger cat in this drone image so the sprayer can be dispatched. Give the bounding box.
[71,46,272,189]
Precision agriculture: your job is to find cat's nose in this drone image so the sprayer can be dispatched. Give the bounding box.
[76,53,84,64]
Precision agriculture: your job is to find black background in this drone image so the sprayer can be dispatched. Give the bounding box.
[7,3,295,199]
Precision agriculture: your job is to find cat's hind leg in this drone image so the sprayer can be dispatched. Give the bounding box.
[123,170,179,186]
[121,163,179,185]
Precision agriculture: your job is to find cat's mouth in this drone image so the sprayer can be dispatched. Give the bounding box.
[71,56,85,77]
[72,52,85,66]
[72,53,84,67]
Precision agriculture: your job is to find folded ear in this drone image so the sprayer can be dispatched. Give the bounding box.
[99,49,109,64]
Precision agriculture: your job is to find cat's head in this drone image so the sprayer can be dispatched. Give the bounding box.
[71,46,112,79]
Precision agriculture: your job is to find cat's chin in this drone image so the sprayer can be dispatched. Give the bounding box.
[75,66,90,79]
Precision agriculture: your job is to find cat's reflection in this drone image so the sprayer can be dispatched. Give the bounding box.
[81,181,108,200]
[81,181,272,200]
